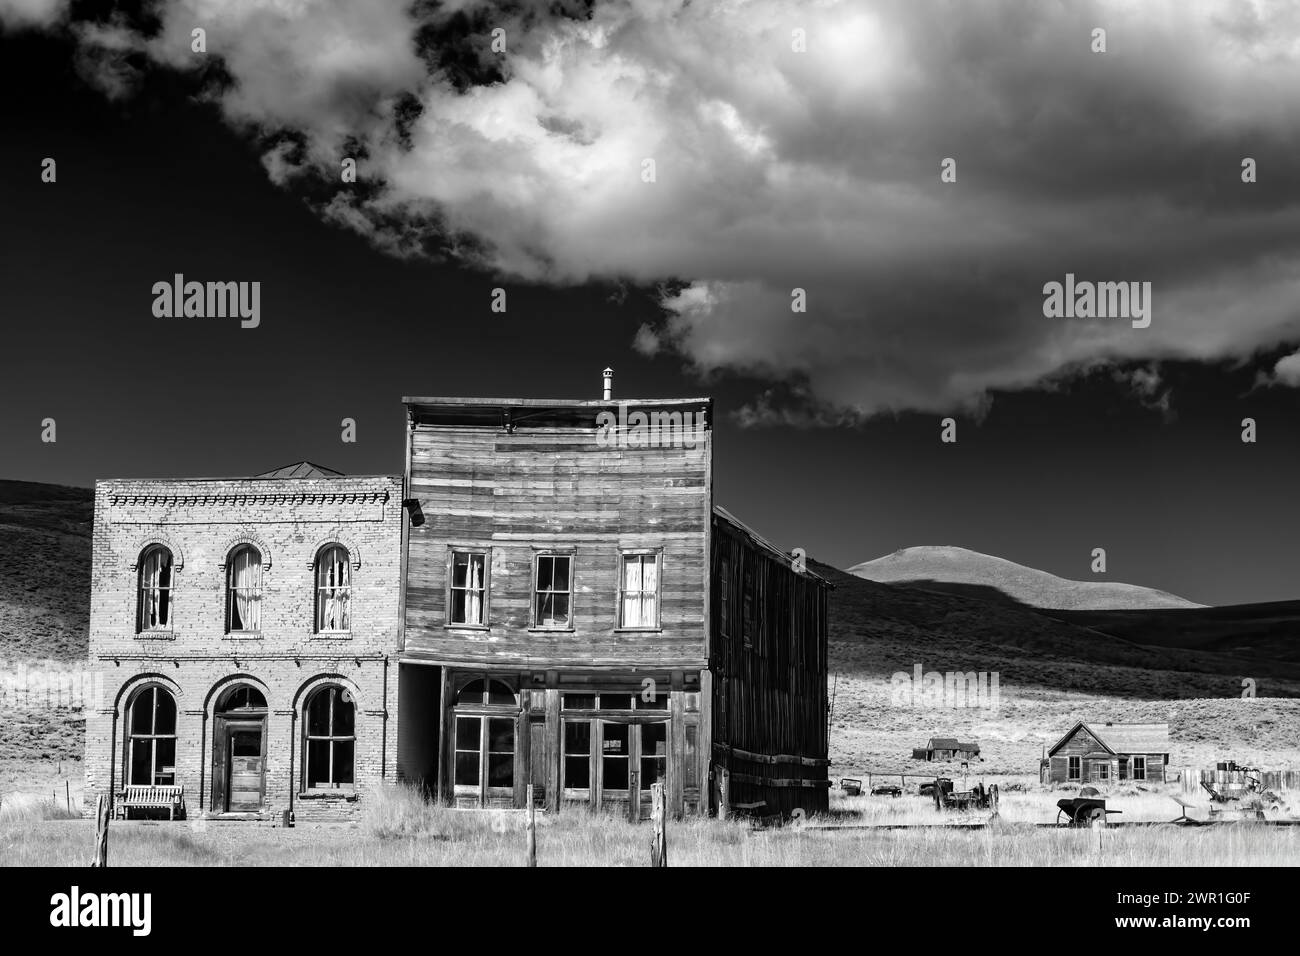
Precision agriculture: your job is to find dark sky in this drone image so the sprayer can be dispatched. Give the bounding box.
[3,8,1300,608]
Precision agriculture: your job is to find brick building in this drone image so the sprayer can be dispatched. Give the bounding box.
[84,463,403,822]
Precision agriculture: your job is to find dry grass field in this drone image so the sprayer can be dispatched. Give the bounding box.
[2,783,1297,867]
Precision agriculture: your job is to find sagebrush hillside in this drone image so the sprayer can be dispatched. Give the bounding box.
[0,481,92,663]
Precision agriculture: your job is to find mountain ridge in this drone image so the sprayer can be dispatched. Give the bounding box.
[848,544,1204,611]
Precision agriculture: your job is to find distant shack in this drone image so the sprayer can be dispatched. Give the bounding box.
[1041,721,1170,784]
[913,737,981,762]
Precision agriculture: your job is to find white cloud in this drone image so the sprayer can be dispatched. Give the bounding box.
[25,0,1300,419]
[0,0,67,31]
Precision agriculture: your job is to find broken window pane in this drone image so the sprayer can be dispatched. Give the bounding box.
[316,545,351,631]
[138,546,173,631]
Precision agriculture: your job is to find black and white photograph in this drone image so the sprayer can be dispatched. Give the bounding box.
[1,0,1296,926]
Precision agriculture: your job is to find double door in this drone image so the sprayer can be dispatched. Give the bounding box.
[563,718,668,820]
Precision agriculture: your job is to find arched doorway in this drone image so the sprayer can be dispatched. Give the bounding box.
[211,683,268,813]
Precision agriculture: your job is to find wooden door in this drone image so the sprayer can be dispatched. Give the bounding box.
[598,720,669,821]
[226,723,265,811]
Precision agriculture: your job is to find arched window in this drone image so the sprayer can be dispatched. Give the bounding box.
[215,684,266,713]
[127,686,177,785]
[303,686,355,790]
[137,546,174,631]
[226,546,262,632]
[315,546,351,632]
[452,678,518,807]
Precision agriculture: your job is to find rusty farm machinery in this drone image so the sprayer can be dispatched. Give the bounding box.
[929,776,999,812]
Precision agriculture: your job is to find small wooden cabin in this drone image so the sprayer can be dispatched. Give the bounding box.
[1043,722,1169,784]
[396,391,831,819]
[917,738,980,762]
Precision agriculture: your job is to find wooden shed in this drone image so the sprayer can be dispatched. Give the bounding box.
[1043,721,1170,785]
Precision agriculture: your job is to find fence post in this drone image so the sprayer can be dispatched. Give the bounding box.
[718,767,730,821]
[90,795,109,867]
[525,784,536,868]
[651,782,667,868]
[66,781,71,815]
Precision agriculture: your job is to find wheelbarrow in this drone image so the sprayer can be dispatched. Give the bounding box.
[1056,787,1123,826]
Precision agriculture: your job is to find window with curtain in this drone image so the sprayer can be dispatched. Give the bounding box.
[315,546,351,632]
[137,546,173,631]
[449,550,487,626]
[227,546,262,632]
[127,686,177,785]
[533,553,573,628]
[618,552,660,628]
[303,685,355,789]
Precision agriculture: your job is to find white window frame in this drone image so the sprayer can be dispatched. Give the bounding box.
[530,549,575,630]
[226,545,263,634]
[137,546,174,633]
[616,549,662,631]
[446,547,490,629]
[302,685,356,792]
[314,545,352,634]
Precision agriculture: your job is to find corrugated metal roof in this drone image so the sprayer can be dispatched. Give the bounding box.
[252,461,344,479]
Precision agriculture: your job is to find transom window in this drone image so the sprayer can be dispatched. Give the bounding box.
[216,685,267,713]
[127,686,176,786]
[226,546,262,632]
[618,552,661,629]
[137,546,174,631]
[533,553,573,628]
[561,691,668,712]
[303,686,355,790]
[315,546,351,632]
[448,550,488,626]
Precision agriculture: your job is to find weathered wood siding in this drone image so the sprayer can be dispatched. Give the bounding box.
[403,418,710,668]
[710,514,830,815]
[1046,723,1168,783]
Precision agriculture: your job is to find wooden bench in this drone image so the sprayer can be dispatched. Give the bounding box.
[116,785,184,820]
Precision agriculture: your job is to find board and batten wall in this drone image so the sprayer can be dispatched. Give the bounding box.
[710,513,831,815]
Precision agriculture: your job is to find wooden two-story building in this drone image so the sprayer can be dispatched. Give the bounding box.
[395,391,830,818]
